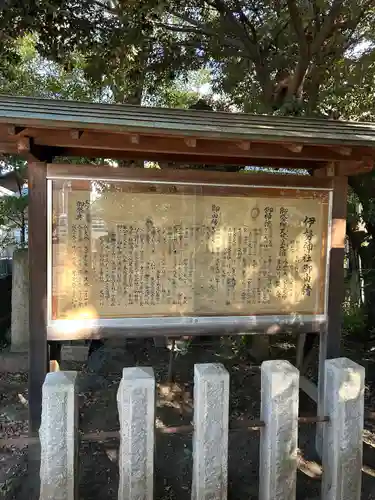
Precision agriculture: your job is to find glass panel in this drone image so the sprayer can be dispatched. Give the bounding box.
[50,178,329,321]
[194,187,328,315]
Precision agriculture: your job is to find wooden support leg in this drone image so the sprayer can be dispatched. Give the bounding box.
[167,339,176,383]
[297,333,319,404]
[296,333,306,370]
[28,162,48,435]
[251,334,270,362]
[48,341,62,372]
[88,339,105,357]
[315,173,348,456]
[297,333,317,374]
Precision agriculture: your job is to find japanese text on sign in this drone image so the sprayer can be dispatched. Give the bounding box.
[51,185,329,319]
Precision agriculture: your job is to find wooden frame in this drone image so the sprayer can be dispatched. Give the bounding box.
[26,158,348,444]
[316,174,348,454]
[28,162,48,434]
[47,163,335,187]
[7,95,363,443]
[46,164,332,341]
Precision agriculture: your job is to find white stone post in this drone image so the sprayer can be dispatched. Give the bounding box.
[259,360,299,500]
[39,371,78,500]
[192,363,229,500]
[11,248,29,351]
[321,358,365,500]
[117,367,155,500]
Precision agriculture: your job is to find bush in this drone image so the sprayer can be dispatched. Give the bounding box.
[343,304,367,342]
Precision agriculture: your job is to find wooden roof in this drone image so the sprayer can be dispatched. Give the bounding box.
[0,95,374,174]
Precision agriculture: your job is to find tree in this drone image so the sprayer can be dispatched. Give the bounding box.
[0,33,105,101]
[0,0,200,104]
[3,1,375,336]
[0,32,112,254]
[0,159,28,250]
[4,1,375,115]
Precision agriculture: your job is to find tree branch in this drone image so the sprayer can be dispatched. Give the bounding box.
[285,1,311,99]
[287,0,309,56]
[286,0,346,99]
[264,20,290,53]
[208,0,259,57]
[233,0,257,38]
[207,0,273,97]
[1,212,23,228]
[155,22,247,51]
[311,0,344,55]
[169,10,207,29]
[92,0,116,14]
[311,0,322,33]
[168,2,274,103]
[166,8,255,51]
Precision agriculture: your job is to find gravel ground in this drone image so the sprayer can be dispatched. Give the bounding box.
[1,337,375,499]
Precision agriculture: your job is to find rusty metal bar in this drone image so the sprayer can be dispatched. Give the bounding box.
[230,419,265,430]
[0,415,331,447]
[298,415,329,424]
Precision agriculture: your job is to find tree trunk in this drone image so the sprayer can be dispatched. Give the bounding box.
[358,241,375,338]
[348,174,375,338]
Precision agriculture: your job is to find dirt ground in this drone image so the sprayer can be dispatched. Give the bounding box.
[1,336,375,500]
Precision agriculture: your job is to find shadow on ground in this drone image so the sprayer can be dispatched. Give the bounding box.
[2,336,375,499]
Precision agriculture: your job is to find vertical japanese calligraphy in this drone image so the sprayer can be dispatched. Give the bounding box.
[70,194,91,310]
[51,182,329,319]
[302,216,316,297]
[52,190,92,319]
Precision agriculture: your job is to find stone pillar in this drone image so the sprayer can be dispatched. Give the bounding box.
[39,371,78,500]
[321,358,365,500]
[259,360,299,500]
[192,363,229,500]
[117,367,155,500]
[11,248,29,351]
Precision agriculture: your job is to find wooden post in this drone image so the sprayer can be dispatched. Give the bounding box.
[316,171,348,455]
[325,176,348,357]
[28,162,48,435]
[295,333,306,369]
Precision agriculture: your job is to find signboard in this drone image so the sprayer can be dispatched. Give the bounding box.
[50,178,330,322]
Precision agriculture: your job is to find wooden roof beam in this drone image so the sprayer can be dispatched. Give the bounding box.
[337,158,374,176]
[47,162,334,189]
[17,137,30,155]
[130,134,140,145]
[184,137,197,148]
[28,128,374,162]
[313,163,337,178]
[61,146,322,169]
[7,125,26,136]
[16,137,57,163]
[237,141,251,150]
[0,141,19,155]
[70,129,84,140]
[13,129,373,163]
[283,143,304,154]
[314,158,374,177]
[323,145,352,156]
